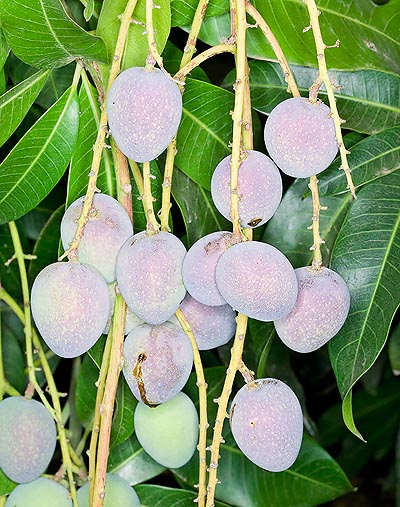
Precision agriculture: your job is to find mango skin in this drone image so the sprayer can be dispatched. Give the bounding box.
[116,231,186,325]
[134,392,199,469]
[230,378,303,472]
[77,473,140,507]
[123,322,193,405]
[0,397,56,484]
[274,267,350,352]
[107,66,182,163]
[215,241,298,321]
[61,194,133,283]
[31,261,110,358]
[264,97,338,178]
[211,150,282,228]
[5,478,72,507]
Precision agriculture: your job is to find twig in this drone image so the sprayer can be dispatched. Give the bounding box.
[143,161,161,234]
[175,309,208,507]
[145,0,164,69]
[304,0,356,197]
[308,175,327,271]
[245,1,300,98]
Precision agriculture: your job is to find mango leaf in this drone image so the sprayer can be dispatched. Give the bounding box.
[66,71,115,207]
[0,468,15,496]
[171,0,228,27]
[174,435,353,507]
[0,224,23,298]
[97,0,170,75]
[0,85,79,225]
[198,0,400,75]
[263,178,351,269]
[317,378,400,476]
[135,485,231,507]
[176,78,233,190]
[172,167,231,246]
[319,127,400,196]
[232,61,400,135]
[75,349,98,427]
[388,322,400,374]
[0,26,9,67]
[6,54,76,109]
[0,309,25,394]
[108,434,165,485]
[0,69,50,148]
[0,0,107,68]
[28,205,64,284]
[110,378,138,449]
[329,171,400,438]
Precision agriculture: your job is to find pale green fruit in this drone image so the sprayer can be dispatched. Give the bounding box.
[5,478,72,507]
[0,397,56,483]
[134,392,199,468]
[77,473,140,507]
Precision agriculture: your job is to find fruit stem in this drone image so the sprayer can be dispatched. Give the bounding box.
[92,295,126,507]
[205,313,249,507]
[6,222,78,506]
[88,332,113,505]
[143,161,161,234]
[175,308,208,507]
[304,0,356,198]
[112,140,133,224]
[180,0,210,68]
[145,0,164,69]
[245,1,300,98]
[308,175,326,271]
[229,0,247,240]
[59,0,138,262]
[174,44,235,81]
[159,0,213,232]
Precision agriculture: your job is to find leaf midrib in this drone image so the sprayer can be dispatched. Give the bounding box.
[0,88,76,208]
[182,107,227,148]
[39,0,74,60]
[287,0,399,46]
[345,207,400,395]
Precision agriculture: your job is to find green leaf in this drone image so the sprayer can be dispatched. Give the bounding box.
[0,85,79,225]
[171,0,228,27]
[75,350,98,427]
[176,78,233,190]
[7,55,76,109]
[0,69,50,148]
[110,379,138,449]
[329,172,400,436]
[0,224,22,298]
[318,378,400,476]
[66,71,115,207]
[28,205,64,284]
[263,178,351,268]
[108,434,165,485]
[175,436,353,507]
[0,468,15,496]
[0,26,9,68]
[388,322,400,374]
[84,0,95,21]
[198,0,400,75]
[0,309,25,394]
[319,127,400,196]
[172,167,231,246]
[0,0,107,68]
[234,61,400,135]
[97,0,170,75]
[135,485,230,507]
